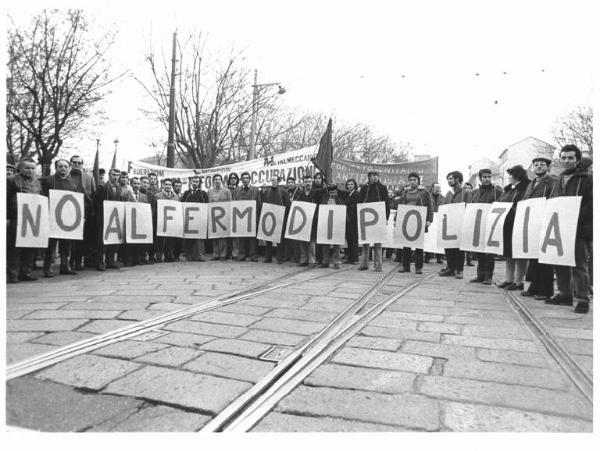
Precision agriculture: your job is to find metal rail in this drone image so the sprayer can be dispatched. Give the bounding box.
[202,267,437,432]
[502,289,593,405]
[6,266,347,380]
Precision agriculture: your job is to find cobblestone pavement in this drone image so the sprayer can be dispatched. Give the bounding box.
[5,259,593,432]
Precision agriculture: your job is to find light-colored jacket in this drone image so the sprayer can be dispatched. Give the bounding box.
[208,186,232,203]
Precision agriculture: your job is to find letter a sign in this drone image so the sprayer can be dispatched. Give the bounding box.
[538,197,581,267]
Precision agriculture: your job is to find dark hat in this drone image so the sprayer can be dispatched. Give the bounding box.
[327,183,338,192]
[531,156,551,166]
[506,164,528,181]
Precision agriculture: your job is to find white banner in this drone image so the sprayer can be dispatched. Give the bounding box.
[48,190,84,240]
[484,202,513,255]
[230,201,257,238]
[437,203,465,249]
[459,203,491,253]
[15,193,50,248]
[128,146,318,190]
[125,203,153,244]
[285,201,317,242]
[357,201,387,245]
[157,200,183,238]
[257,203,286,244]
[182,203,209,239]
[394,205,427,249]
[103,201,126,245]
[316,204,347,245]
[424,213,445,254]
[208,203,231,239]
[538,197,581,267]
[512,198,547,259]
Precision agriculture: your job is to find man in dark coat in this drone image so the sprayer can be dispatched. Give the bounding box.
[123,177,149,266]
[357,171,390,272]
[440,171,473,279]
[40,159,79,277]
[425,181,445,264]
[520,157,557,300]
[339,178,359,264]
[469,169,503,285]
[6,158,43,282]
[546,145,593,314]
[397,172,433,274]
[93,168,125,271]
[68,155,96,270]
[496,165,530,290]
[293,174,319,266]
[180,176,209,262]
[261,175,290,263]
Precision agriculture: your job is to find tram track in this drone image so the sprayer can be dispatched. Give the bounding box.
[6,265,351,380]
[201,266,437,432]
[500,288,593,405]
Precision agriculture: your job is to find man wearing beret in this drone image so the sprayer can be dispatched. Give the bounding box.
[520,156,557,300]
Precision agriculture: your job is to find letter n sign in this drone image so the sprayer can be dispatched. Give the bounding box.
[15,193,50,248]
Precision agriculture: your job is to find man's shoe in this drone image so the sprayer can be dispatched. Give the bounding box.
[574,301,590,314]
[481,279,492,285]
[469,277,484,283]
[439,269,455,277]
[250,257,258,262]
[533,294,549,301]
[298,262,309,267]
[497,281,511,289]
[333,263,340,269]
[521,290,535,297]
[264,258,273,263]
[74,262,84,271]
[398,268,409,273]
[106,262,121,270]
[545,294,573,306]
[358,266,368,271]
[19,274,38,282]
[455,271,463,279]
[415,268,423,274]
[505,282,524,291]
[211,257,221,261]
[8,275,19,283]
[466,261,475,267]
[319,264,329,268]
[436,259,444,264]
[44,269,54,278]
[374,267,382,272]
[96,263,106,271]
[60,266,77,275]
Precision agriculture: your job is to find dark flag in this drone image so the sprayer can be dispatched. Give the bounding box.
[92,147,100,186]
[111,148,117,169]
[311,118,333,182]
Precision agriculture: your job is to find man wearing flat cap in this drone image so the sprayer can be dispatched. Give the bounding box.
[520,156,557,300]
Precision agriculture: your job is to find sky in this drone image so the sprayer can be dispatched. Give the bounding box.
[8,0,597,181]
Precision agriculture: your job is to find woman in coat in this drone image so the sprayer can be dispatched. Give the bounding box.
[497,165,531,291]
[341,178,359,264]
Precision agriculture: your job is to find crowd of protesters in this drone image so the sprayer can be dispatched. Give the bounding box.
[6,144,593,314]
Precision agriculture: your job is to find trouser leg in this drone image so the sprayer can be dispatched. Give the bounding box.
[505,258,516,282]
[44,238,57,270]
[444,249,454,271]
[322,245,331,265]
[475,252,485,279]
[515,259,528,283]
[307,241,316,264]
[572,238,591,302]
[454,250,465,272]
[360,244,370,268]
[414,248,424,270]
[402,247,411,270]
[373,243,382,270]
[265,242,273,260]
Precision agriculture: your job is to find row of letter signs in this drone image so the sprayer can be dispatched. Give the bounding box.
[16,192,580,266]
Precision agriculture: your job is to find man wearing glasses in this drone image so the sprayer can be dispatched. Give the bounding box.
[69,155,97,270]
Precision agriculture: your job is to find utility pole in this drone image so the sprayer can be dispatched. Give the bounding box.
[248,69,259,161]
[167,31,177,168]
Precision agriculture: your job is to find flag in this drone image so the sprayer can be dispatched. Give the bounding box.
[93,146,100,186]
[311,118,333,183]
[111,148,117,169]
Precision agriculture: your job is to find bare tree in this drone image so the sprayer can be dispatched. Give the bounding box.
[138,33,282,168]
[7,10,119,174]
[553,105,593,155]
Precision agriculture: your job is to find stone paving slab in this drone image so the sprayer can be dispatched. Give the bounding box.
[345,335,403,351]
[276,385,440,431]
[7,318,90,332]
[31,331,97,346]
[475,348,550,368]
[77,319,138,334]
[93,340,169,359]
[35,354,142,390]
[419,375,592,420]
[23,309,123,320]
[150,331,217,348]
[442,335,538,353]
[252,412,407,432]
[102,365,252,414]
[163,320,247,338]
[7,343,58,364]
[90,405,212,432]
[442,401,592,432]
[239,329,308,346]
[305,363,416,394]
[249,317,326,335]
[190,311,263,327]
[331,347,433,374]
[7,377,143,432]
[199,338,273,358]
[183,352,275,383]
[134,346,204,367]
[6,332,45,343]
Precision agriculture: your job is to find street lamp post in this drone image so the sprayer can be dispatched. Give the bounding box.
[247,69,285,161]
